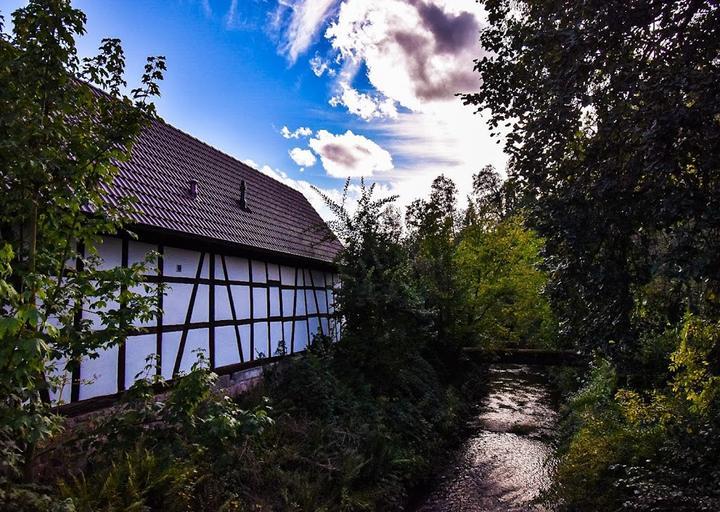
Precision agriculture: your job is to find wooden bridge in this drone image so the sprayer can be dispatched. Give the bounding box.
[463,347,589,366]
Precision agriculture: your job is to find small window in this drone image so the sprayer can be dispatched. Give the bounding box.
[176,264,182,272]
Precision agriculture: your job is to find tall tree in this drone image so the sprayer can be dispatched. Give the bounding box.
[464,0,720,354]
[0,0,164,479]
[455,215,556,348]
[406,175,460,342]
[314,179,426,387]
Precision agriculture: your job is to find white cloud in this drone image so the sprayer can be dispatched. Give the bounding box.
[289,147,317,167]
[355,100,507,209]
[268,1,507,212]
[309,52,335,77]
[329,82,397,121]
[325,0,482,112]
[309,129,393,177]
[278,0,337,63]
[317,1,507,208]
[281,125,313,139]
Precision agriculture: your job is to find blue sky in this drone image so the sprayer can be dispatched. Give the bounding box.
[1,0,507,217]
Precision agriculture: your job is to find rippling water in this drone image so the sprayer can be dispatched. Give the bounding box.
[415,365,559,512]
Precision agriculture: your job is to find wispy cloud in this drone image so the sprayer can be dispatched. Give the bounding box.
[309,52,335,77]
[225,0,238,28]
[276,0,337,63]
[201,0,212,17]
[243,158,390,221]
[329,82,397,121]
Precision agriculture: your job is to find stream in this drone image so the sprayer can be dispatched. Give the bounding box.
[415,365,559,512]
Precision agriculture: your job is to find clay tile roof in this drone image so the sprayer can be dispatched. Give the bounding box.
[106,118,342,264]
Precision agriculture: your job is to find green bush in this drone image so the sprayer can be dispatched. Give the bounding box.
[555,316,720,510]
[0,482,74,512]
[553,359,663,510]
[57,444,196,512]
[195,338,475,511]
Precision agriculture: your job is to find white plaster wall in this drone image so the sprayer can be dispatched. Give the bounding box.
[282,289,295,316]
[130,283,157,328]
[269,286,281,317]
[74,236,338,402]
[128,240,158,267]
[164,247,205,279]
[294,320,309,352]
[252,287,268,318]
[161,331,182,379]
[282,321,293,347]
[308,316,321,338]
[94,237,122,270]
[215,285,233,321]
[253,322,269,358]
[163,283,193,325]
[269,321,283,356]
[239,324,251,362]
[306,289,317,315]
[215,325,240,367]
[280,265,295,285]
[267,263,280,282]
[190,285,209,323]
[125,334,157,382]
[225,255,250,281]
[295,289,306,315]
[327,289,335,314]
[251,260,266,282]
[79,344,118,400]
[316,289,328,313]
[311,269,324,287]
[231,285,251,319]
[179,328,210,373]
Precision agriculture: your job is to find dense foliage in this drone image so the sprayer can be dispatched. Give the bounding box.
[4,172,550,511]
[467,0,720,509]
[404,171,555,353]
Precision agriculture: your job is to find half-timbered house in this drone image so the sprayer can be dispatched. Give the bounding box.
[54,118,343,404]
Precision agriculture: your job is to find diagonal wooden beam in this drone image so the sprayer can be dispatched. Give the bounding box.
[221,255,245,363]
[173,251,205,376]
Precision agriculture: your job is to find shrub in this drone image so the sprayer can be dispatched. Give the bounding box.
[554,359,664,509]
[555,315,720,510]
[57,444,196,512]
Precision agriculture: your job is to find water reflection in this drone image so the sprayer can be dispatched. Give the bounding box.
[416,365,558,512]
